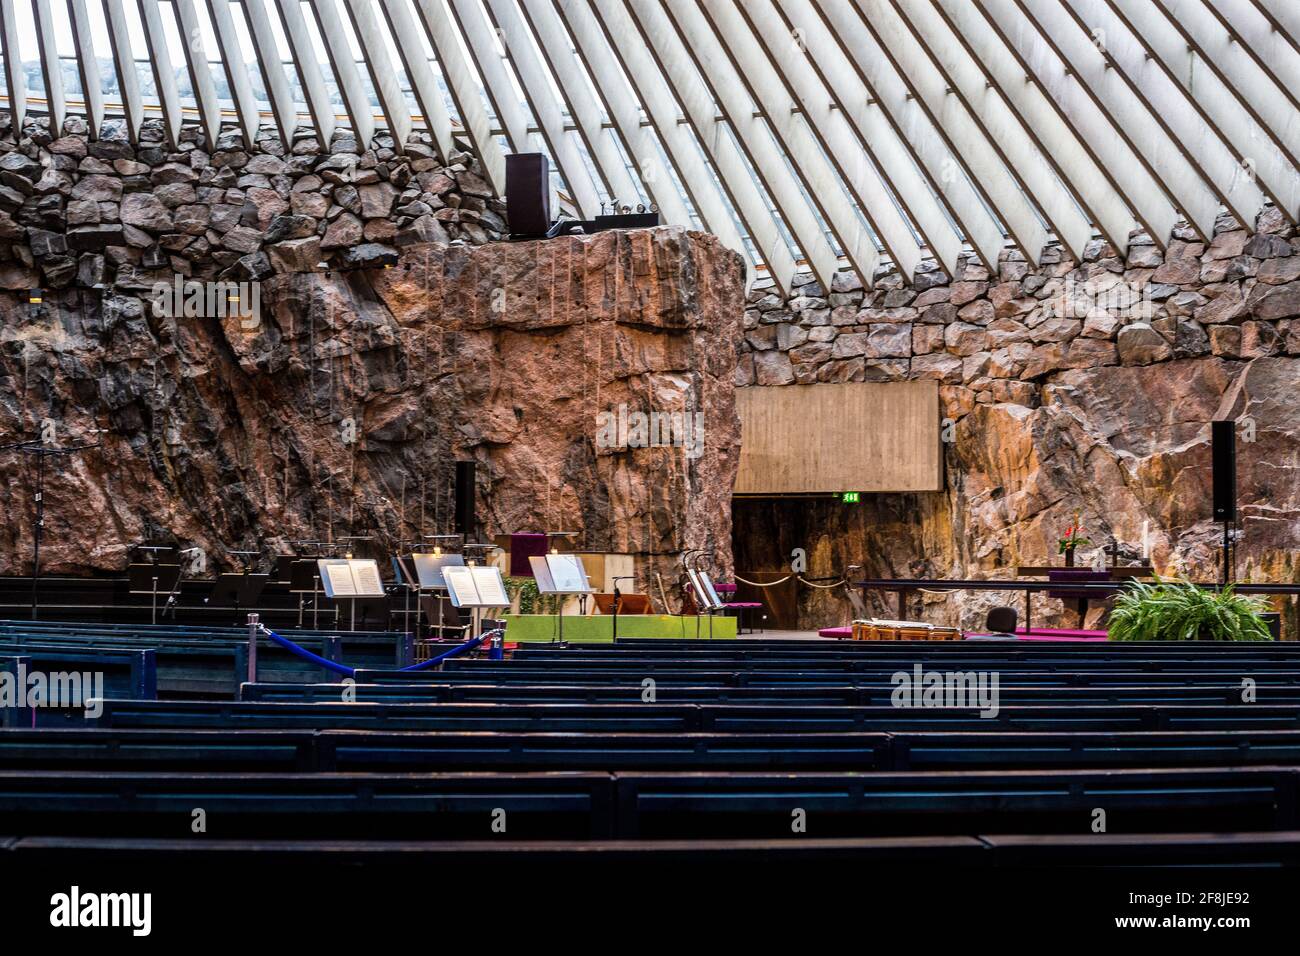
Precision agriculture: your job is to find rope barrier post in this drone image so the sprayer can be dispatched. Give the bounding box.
[489,625,505,661]
[246,613,260,683]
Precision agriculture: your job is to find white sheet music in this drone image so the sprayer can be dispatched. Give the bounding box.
[320,561,358,597]
[317,559,385,598]
[471,566,509,606]
[545,554,591,593]
[699,571,724,610]
[442,566,481,607]
[529,555,557,593]
[350,560,384,597]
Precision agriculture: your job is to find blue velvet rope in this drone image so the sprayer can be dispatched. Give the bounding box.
[257,626,497,678]
[397,632,492,671]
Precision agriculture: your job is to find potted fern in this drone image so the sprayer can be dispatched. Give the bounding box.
[1108,578,1273,642]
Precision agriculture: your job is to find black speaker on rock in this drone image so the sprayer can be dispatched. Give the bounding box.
[454,461,476,537]
[1211,419,1237,522]
[505,153,551,237]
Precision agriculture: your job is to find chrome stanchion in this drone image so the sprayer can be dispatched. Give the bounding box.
[247,613,260,683]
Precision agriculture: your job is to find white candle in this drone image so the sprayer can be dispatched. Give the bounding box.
[1142,520,1149,560]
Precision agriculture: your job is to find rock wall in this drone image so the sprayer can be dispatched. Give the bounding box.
[0,116,743,595]
[736,210,1300,634]
[0,112,504,292]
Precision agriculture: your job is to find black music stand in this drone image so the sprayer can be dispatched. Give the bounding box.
[349,596,391,631]
[208,573,268,623]
[288,559,325,628]
[273,555,296,584]
[128,563,181,625]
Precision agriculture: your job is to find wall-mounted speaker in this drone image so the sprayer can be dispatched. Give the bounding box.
[1211,420,1237,522]
[454,461,476,537]
[505,153,551,237]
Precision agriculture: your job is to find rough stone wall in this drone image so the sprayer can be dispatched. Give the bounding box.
[0,112,505,291]
[0,110,743,596]
[736,209,1300,633]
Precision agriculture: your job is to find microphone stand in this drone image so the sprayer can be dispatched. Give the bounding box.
[163,549,196,620]
[0,435,102,621]
[611,576,635,643]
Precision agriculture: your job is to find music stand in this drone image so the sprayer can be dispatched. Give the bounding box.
[288,559,325,628]
[412,553,466,638]
[531,553,594,643]
[443,565,510,645]
[273,555,295,584]
[687,569,724,640]
[207,573,268,623]
[128,563,181,625]
[317,558,385,631]
[392,555,419,632]
[349,596,391,631]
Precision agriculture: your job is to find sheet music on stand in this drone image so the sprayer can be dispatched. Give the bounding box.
[317,559,386,631]
[687,569,724,639]
[442,565,509,608]
[408,553,467,637]
[411,553,466,590]
[530,554,594,643]
[698,571,724,611]
[442,565,509,645]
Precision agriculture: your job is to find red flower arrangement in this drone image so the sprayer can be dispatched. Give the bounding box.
[1057,514,1092,554]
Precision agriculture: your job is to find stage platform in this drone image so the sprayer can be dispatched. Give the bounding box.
[500,613,737,642]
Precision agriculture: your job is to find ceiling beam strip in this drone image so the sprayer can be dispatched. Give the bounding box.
[484,0,603,218]
[136,0,185,148]
[241,0,300,145]
[174,0,224,146]
[31,0,67,136]
[378,0,458,162]
[1170,0,1300,166]
[66,0,105,138]
[898,0,1095,263]
[273,0,336,147]
[342,0,413,151]
[572,0,772,286]
[205,0,262,144]
[446,0,533,154]
[411,0,506,193]
[977,0,1181,246]
[934,0,1136,255]
[1118,0,1299,222]
[855,0,1051,266]
[702,0,880,286]
[816,0,1006,272]
[516,0,643,208]
[1016,0,1222,240]
[778,0,964,275]
[1061,0,1265,229]
[0,3,25,135]
[101,0,145,142]
[634,0,839,291]
[1242,0,1300,111]
[308,0,375,149]
[744,0,922,280]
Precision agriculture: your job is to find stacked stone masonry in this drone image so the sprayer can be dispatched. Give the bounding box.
[0,111,505,293]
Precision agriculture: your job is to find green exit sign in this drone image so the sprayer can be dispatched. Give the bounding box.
[841,492,861,504]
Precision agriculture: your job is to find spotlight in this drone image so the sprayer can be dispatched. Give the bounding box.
[28,288,44,317]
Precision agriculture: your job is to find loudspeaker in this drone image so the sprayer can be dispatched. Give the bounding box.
[505,153,551,236]
[1211,420,1237,522]
[454,461,476,537]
